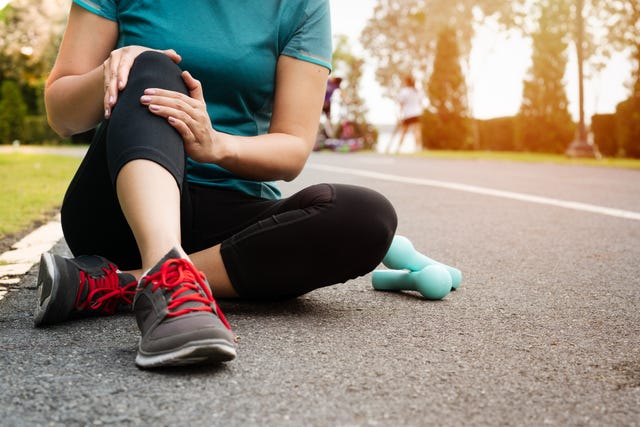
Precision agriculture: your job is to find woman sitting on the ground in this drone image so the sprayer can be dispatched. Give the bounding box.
[34,0,397,369]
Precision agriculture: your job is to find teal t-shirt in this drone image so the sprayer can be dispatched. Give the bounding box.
[74,0,333,199]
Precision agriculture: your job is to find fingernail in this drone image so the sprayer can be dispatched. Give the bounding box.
[109,95,114,105]
[149,104,159,111]
[105,109,110,118]
[140,95,151,103]
[144,88,156,95]
[118,81,124,89]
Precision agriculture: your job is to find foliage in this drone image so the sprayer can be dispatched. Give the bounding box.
[615,84,640,159]
[591,0,640,69]
[428,27,467,117]
[331,35,369,128]
[518,0,575,153]
[0,0,68,85]
[360,0,524,95]
[426,26,470,150]
[360,0,637,155]
[0,80,28,143]
[598,0,640,158]
[0,0,69,144]
[326,35,378,149]
[591,114,618,157]
[475,117,518,151]
[22,115,62,144]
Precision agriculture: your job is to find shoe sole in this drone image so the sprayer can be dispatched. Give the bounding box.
[33,252,61,327]
[135,339,237,369]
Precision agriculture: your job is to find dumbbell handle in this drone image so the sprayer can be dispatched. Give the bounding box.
[372,269,417,291]
[372,266,451,300]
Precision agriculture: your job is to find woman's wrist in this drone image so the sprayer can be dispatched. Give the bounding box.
[207,129,238,166]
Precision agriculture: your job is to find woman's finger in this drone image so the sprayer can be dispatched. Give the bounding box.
[115,49,139,94]
[143,88,200,107]
[103,61,111,118]
[161,49,182,64]
[103,53,120,118]
[141,92,198,118]
[181,71,204,102]
[167,115,196,143]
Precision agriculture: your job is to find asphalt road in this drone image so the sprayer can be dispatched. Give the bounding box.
[1,151,639,427]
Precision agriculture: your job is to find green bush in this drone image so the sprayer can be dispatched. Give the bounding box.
[421,110,472,150]
[476,117,518,151]
[22,115,61,144]
[616,97,640,159]
[0,80,28,143]
[517,113,575,154]
[591,114,618,157]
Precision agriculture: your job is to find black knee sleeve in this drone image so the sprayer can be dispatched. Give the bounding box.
[106,51,189,190]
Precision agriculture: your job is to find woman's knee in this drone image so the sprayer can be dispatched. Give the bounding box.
[127,51,187,94]
[333,184,397,257]
[132,51,178,73]
[105,51,188,187]
[109,51,186,118]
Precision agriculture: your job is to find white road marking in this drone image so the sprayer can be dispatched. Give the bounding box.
[308,163,640,221]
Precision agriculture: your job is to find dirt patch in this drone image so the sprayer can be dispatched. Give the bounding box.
[0,208,61,254]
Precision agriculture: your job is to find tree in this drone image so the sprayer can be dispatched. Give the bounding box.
[591,0,640,70]
[426,26,470,149]
[328,35,379,148]
[360,0,524,96]
[0,0,68,113]
[0,79,28,143]
[332,35,369,128]
[0,0,68,81]
[518,0,575,153]
[361,0,524,150]
[593,0,640,157]
[615,62,640,158]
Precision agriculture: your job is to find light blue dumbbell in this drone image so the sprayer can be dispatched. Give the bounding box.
[383,235,462,290]
[372,265,452,300]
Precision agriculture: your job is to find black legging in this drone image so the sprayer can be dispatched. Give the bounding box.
[61,51,397,298]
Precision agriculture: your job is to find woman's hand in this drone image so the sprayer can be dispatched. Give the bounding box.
[140,56,327,182]
[103,46,181,118]
[140,71,226,163]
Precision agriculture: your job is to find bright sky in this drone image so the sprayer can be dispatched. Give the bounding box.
[329,0,633,125]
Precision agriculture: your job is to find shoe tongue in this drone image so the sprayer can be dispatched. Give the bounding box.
[146,248,210,313]
[144,248,184,277]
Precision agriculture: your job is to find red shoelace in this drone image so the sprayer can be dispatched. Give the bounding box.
[143,258,231,330]
[75,264,137,314]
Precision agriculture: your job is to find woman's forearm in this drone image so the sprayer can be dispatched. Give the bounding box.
[214,131,312,182]
[45,65,105,137]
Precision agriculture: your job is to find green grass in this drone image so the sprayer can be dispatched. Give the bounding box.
[0,152,80,239]
[410,150,640,169]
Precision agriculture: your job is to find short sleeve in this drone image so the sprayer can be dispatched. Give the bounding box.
[281,0,332,71]
[73,0,117,21]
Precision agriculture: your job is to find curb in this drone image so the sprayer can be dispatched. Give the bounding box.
[0,216,63,301]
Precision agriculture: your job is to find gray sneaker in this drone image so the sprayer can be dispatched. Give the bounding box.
[133,248,236,368]
[34,253,137,327]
